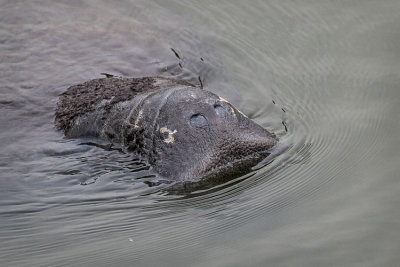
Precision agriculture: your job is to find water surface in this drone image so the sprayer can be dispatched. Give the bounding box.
[1,1,400,266]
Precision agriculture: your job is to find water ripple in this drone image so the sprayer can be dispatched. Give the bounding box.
[1,0,399,266]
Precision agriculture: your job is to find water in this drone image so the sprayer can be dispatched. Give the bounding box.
[1,0,400,266]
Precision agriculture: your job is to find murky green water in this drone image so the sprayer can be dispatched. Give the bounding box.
[1,1,400,266]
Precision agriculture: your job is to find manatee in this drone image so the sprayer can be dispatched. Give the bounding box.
[55,76,278,190]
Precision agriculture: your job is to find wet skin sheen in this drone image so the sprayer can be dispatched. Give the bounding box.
[55,76,278,189]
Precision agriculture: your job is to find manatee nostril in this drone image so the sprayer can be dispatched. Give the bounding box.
[214,104,227,119]
[190,113,208,127]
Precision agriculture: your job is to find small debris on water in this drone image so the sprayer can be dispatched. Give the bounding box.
[282,121,288,132]
[198,76,203,89]
[100,73,114,78]
[128,238,134,242]
[170,48,181,59]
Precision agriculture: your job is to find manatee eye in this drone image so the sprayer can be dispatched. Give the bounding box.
[190,114,208,127]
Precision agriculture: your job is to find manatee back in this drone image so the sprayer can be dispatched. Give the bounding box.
[55,76,194,137]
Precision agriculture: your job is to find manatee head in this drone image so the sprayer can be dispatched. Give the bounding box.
[149,88,278,186]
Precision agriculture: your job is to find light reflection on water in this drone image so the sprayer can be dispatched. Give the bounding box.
[1,0,400,266]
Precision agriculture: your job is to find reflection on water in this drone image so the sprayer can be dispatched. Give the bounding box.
[1,0,400,266]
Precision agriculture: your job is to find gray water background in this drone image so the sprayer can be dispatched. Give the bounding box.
[1,0,400,266]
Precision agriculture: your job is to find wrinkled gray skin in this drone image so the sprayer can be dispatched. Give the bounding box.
[57,77,278,189]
